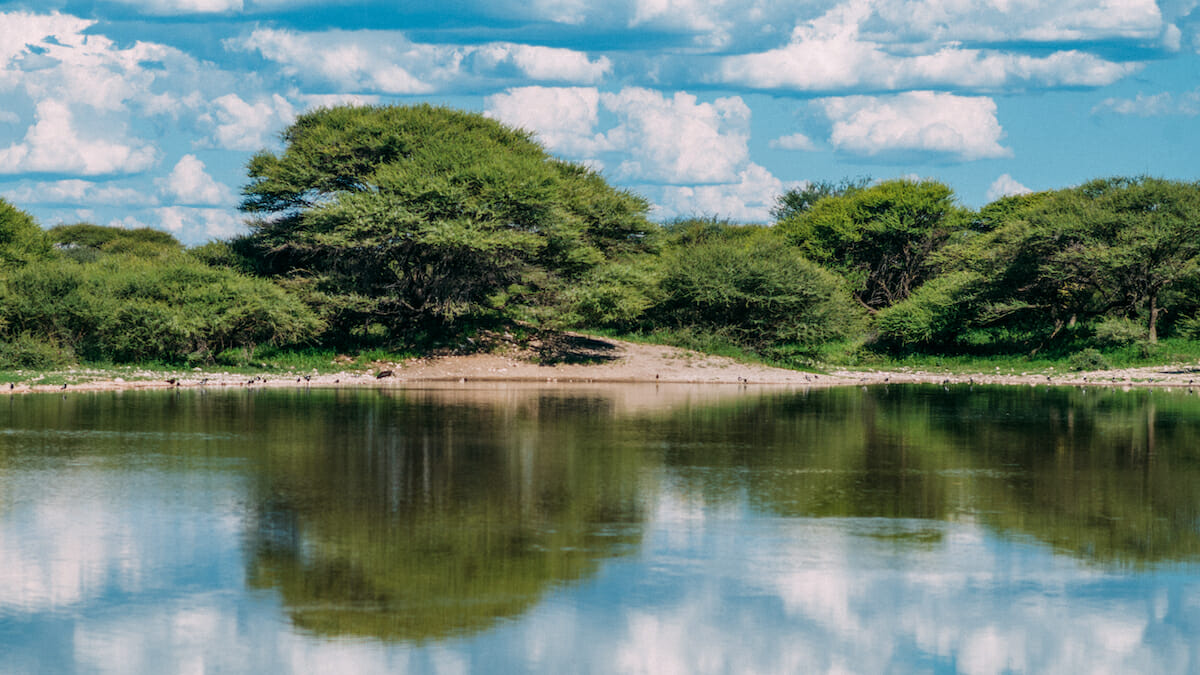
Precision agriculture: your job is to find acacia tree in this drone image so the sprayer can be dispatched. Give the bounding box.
[239,104,652,345]
[775,179,963,312]
[1070,177,1200,342]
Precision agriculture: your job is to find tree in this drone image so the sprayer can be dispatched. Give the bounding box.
[775,179,963,311]
[770,176,871,222]
[239,104,652,346]
[0,198,51,269]
[1069,177,1200,343]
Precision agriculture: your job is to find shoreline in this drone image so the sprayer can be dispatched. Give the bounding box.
[6,336,1200,395]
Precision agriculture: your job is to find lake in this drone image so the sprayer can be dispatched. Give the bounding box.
[2,383,1199,673]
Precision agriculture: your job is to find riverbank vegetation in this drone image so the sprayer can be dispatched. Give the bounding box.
[3,104,1200,373]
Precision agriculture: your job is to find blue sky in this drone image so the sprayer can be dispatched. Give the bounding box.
[1,0,1198,244]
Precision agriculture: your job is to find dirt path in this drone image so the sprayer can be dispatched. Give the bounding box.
[8,334,1200,394]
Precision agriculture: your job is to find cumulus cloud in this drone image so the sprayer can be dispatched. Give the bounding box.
[603,88,751,184]
[154,206,244,241]
[1092,89,1200,116]
[654,163,792,222]
[987,174,1032,201]
[229,28,611,94]
[770,132,818,151]
[0,11,221,116]
[821,91,1011,160]
[485,86,610,157]
[1,179,155,207]
[0,100,158,175]
[714,0,1140,93]
[159,155,236,206]
[199,93,295,151]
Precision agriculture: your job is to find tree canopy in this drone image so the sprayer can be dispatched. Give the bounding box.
[0,198,51,269]
[775,179,963,311]
[239,104,653,346]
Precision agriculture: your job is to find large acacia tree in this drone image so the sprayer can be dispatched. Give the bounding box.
[239,104,652,345]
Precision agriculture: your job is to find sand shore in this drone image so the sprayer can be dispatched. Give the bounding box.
[7,334,1200,394]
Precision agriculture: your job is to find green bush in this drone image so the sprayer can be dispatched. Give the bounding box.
[559,260,661,330]
[1069,348,1110,371]
[0,333,75,369]
[0,253,323,364]
[1092,316,1146,347]
[0,199,52,269]
[654,229,861,355]
[874,271,983,350]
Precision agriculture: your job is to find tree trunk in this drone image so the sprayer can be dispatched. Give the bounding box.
[1149,293,1159,344]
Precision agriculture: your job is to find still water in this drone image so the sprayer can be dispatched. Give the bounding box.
[1,383,1199,673]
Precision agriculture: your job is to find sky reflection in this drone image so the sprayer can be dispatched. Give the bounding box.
[2,388,1200,673]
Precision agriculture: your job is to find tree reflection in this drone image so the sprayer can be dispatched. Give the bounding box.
[239,390,645,642]
[648,385,1200,566]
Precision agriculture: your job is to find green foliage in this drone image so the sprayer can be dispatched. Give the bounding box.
[654,228,861,357]
[770,177,871,222]
[917,177,1200,353]
[0,199,52,268]
[0,253,322,365]
[239,104,652,347]
[48,222,182,261]
[776,179,963,310]
[1068,348,1110,371]
[1091,316,1147,347]
[0,333,75,369]
[558,260,662,330]
[874,271,984,349]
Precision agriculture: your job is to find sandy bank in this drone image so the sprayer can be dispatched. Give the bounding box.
[7,334,1200,395]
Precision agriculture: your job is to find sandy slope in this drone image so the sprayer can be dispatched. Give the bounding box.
[7,334,1200,394]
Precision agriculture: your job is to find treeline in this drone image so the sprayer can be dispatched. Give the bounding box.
[2,104,1199,369]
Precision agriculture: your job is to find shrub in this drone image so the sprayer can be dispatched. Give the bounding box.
[558,260,661,330]
[0,333,75,369]
[0,253,322,364]
[1091,316,1146,347]
[654,230,861,355]
[874,271,983,350]
[1069,348,1110,371]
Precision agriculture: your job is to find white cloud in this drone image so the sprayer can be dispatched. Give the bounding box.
[986,174,1032,201]
[1,179,155,207]
[0,11,219,116]
[821,92,1011,160]
[1092,90,1200,116]
[159,155,236,206]
[870,0,1166,44]
[0,100,158,175]
[199,93,295,151]
[715,1,1140,93]
[229,28,611,94]
[107,0,244,14]
[770,132,818,151]
[602,88,751,184]
[654,163,791,222]
[153,206,244,241]
[484,86,610,157]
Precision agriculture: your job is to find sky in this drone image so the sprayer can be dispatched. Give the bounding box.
[0,1,1198,244]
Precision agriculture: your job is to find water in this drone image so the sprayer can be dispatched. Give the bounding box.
[1,383,1199,673]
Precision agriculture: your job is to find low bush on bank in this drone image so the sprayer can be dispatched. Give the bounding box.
[0,253,322,365]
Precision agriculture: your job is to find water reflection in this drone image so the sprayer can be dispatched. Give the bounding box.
[1,384,1199,673]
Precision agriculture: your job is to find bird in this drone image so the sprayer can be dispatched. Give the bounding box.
[60,384,67,390]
